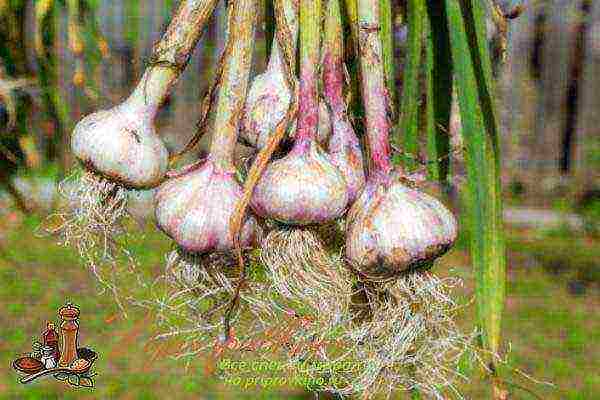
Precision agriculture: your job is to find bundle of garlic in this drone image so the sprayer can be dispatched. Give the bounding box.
[44,0,481,396]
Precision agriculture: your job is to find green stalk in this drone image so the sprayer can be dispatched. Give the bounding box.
[379,0,396,110]
[399,0,425,172]
[209,0,257,171]
[445,0,506,393]
[294,0,321,144]
[424,0,452,183]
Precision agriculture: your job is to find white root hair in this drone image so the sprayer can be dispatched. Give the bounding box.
[41,171,137,313]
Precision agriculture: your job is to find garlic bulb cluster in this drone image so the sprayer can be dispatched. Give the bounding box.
[155,158,262,253]
[71,70,171,189]
[345,172,457,277]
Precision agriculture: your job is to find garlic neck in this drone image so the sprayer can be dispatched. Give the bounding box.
[266,0,299,76]
[125,66,178,120]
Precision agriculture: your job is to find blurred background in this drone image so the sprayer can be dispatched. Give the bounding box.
[0,0,598,399]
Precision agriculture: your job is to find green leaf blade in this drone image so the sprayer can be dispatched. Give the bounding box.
[445,0,506,365]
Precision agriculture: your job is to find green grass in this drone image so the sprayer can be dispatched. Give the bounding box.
[0,216,597,399]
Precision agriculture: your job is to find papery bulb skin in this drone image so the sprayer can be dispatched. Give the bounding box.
[328,113,365,204]
[241,70,290,149]
[251,140,348,225]
[71,100,168,189]
[345,172,457,277]
[242,75,331,149]
[155,158,262,254]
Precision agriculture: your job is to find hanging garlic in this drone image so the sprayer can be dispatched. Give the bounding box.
[344,0,457,278]
[250,0,348,225]
[155,0,261,255]
[241,0,331,150]
[72,0,220,189]
[346,172,457,276]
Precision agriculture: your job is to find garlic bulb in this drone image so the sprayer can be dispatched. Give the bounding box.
[71,69,171,189]
[346,173,457,276]
[241,0,298,150]
[251,140,348,225]
[155,158,262,253]
[156,0,261,255]
[71,0,221,189]
[250,0,348,226]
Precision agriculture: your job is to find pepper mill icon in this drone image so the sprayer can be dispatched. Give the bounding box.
[58,303,80,367]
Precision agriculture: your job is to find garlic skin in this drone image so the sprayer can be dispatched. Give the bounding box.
[345,173,457,277]
[155,158,262,253]
[72,103,168,189]
[71,69,173,189]
[251,140,348,225]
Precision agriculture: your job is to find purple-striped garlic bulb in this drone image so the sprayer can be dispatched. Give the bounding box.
[323,0,365,204]
[346,171,457,277]
[345,0,457,278]
[251,140,348,225]
[155,158,261,254]
[155,0,261,260]
[241,0,331,150]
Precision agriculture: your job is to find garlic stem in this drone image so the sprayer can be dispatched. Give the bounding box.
[357,0,393,176]
[209,0,258,171]
[266,0,299,74]
[151,0,220,70]
[294,0,321,148]
[323,0,345,114]
[123,0,219,117]
[125,67,178,119]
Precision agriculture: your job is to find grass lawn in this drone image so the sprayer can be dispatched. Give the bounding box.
[0,213,597,399]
